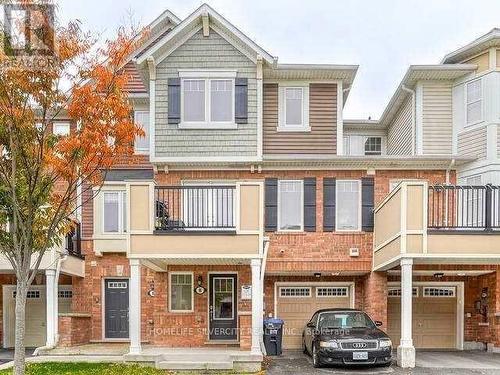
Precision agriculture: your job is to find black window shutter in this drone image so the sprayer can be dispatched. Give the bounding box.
[303,178,316,232]
[362,177,375,232]
[323,178,336,232]
[168,78,181,124]
[235,78,248,124]
[265,178,278,232]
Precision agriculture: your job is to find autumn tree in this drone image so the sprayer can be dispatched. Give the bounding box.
[0,4,145,374]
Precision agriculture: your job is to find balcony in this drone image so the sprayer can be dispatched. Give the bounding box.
[373,181,500,270]
[127,181,264,261]
[154,186,236,234]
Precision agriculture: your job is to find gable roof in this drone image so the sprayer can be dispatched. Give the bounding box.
[135,3,275,66]
[442,28,500,64]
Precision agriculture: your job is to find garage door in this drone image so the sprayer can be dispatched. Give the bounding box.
[3,285,73,348]
[276,285,352,349]
[387,285,457,349]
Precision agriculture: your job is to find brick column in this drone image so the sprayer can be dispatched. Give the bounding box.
[362,271,387,328]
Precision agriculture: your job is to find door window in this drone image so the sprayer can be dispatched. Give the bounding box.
[213,277,234,320]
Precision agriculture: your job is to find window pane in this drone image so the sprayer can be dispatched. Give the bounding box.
[210,80,232,122]
[103,193,119,232]
[134,111,150,151]
[214,278,234,319]
[337,181,360,231]
[183,80,205,122]
[467,80,481,103]
[343,136,350,155]
[467,101,481,124]
[349,136,364,156]
[170,274,193,311]
[285,88,303,126]
[364,137,382,155]
[53,123,70,136]
[279,181,302,230]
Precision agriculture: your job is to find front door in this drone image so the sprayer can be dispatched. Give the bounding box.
[209,274,238,340]
[105,279,129,339]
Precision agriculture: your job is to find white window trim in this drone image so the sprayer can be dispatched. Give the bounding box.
[277,179,304,232]
[279,286,312,298]
[277,84,310,132]
[53,122,70,136]
[387,287,419,298]
[179,71,237,129]
[465,79,483,127]
[102,191,127,234]
[335,179,362,232]
[423,286,456,298]
[363,136,383,156]
[315,286,349,298]
[168,271,194,313]
[343,135,384,156]
[134,110,150,155]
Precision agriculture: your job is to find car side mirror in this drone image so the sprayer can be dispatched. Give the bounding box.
[375,321,383,327]
[306,322,316,328]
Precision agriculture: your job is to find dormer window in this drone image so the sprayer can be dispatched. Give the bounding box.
[179,71,236,129]
[278,84,310,132]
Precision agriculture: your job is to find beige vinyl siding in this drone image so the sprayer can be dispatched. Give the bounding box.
[155,29,257,157]
[497,49,500,68]
[457,126,487,159]
[422,81,453,155]
[263,83,337,155]
[463,51,490,73]
[387,96,413,155]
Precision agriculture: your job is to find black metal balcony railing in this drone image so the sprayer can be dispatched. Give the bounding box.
[154,186,236,233]
[428,185,500,231]
[65,222,83,258]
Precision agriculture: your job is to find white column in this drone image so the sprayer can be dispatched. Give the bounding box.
[397,258,415,368]
[129,259,142,354]
[45,269,57,347]
[251,259,263,355]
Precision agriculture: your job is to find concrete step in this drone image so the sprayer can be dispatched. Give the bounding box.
[156,361,234,370]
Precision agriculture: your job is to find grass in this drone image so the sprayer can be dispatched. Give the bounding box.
[0,362,265,375]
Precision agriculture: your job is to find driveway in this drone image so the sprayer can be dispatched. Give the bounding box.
[266,350,500,374]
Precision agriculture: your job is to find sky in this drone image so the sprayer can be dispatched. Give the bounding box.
[57,0,500,120]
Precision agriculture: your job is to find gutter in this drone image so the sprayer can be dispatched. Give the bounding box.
[401,85,416,155]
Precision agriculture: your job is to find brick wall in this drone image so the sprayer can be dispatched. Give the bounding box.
[58,315,92,347]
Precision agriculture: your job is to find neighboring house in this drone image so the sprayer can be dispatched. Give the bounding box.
[1,4,500,370]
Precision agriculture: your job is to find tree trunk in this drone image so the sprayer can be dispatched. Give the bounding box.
[13,277,28,375]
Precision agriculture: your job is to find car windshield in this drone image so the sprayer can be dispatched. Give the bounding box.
[317,312,375,330]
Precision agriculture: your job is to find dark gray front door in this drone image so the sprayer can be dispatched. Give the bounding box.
[105,279,129,339]
[209,274,238,340]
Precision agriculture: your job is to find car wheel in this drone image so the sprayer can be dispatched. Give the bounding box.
[312,345,321,368]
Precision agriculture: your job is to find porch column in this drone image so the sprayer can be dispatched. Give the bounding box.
[251,258,263,355]
[45,269,57,347]
[397,258,415,368]
[129,259,141,354]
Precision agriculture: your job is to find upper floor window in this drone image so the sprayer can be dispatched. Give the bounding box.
[134,111,150,154]
[336,180,361,231]
[103,191,127,234]
[278,180,303,231]
[53,122,70,136]
[344,135,383,156]
[179,71,236,129]
[466,79,482,125]
[278,85,310,132]
[364,137,382,155]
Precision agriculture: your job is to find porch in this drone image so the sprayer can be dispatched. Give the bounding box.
[38,344,262,371]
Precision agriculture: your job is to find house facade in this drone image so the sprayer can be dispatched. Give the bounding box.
[1,4,500,370]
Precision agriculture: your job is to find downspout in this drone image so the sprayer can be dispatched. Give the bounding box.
[260,236,270,281]
[443,159,456,227]
[33,251,68,356]
[402,85,416,155]
[446,159,456,185]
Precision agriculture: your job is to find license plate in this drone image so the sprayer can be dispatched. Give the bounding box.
[353,351,368,360]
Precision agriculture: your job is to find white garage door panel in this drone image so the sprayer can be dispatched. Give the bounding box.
[3,285,73,348]
[276,285,352,350]
[387,285,457,349]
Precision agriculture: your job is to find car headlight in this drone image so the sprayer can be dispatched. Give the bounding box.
[379,339,392,348]
[319,340,339,349]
